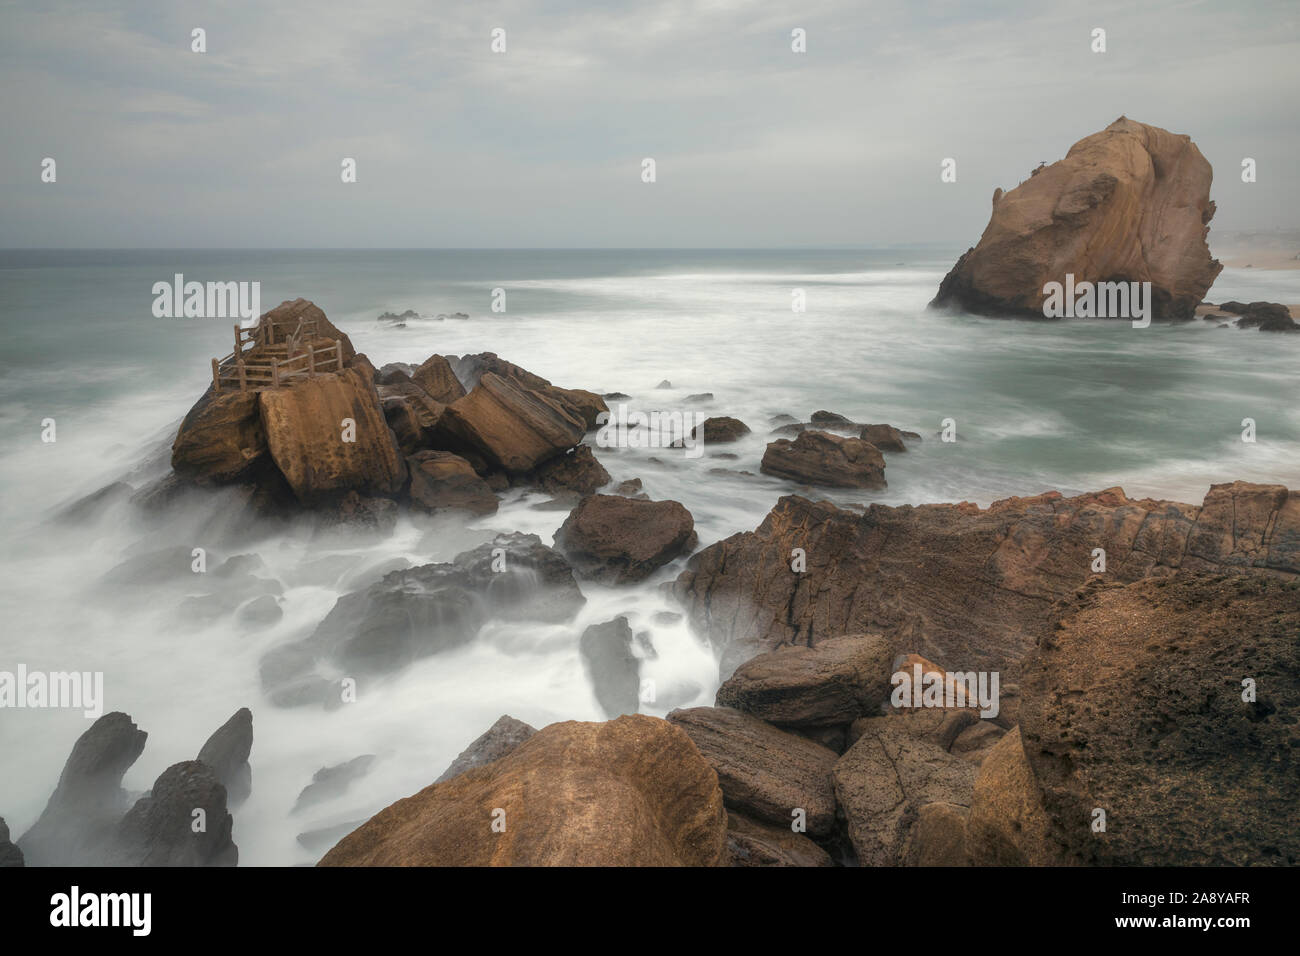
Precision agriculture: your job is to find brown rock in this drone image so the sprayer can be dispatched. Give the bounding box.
[435,372,586,474]
[1020,572,1300,865]
[259,367,407,504]
[672,484,1297,680]
[715,634,900,727]
[449,352,608,429]
[171,389,267,483]
[555,494,695,584]
[859,424,908,453]
[411,354,467,404]
[435,715,537,784]
[378,382,446,455]
[726,811,835,867]
[832,716,976,865]
[931,117,1222,321]
[667,706,838,837]
[965,728,1070,866]
[261,298,356,360]
[692,417,751,444]
[318,715,728,866]
[901,802,970,866]
[407,451,498,515]
[760,430,886,489]
[525,444,611,496]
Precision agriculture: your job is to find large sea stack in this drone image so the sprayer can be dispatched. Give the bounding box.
[930,117,1222,321]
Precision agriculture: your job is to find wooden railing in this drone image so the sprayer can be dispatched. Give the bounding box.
[210,318,343,394]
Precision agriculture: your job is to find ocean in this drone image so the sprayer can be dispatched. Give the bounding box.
[1,247,1298,864]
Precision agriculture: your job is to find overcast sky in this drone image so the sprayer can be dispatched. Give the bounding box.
[2,0,1297,248]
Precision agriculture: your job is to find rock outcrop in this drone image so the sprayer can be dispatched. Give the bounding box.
[435,715,538,783]
[110,761,237,866]
[673,482,1298,678]
[407,450,498,515]
[318,715,728,866]
[931,117,1222,321]
[196,707,253,807]
[436,373,587,473]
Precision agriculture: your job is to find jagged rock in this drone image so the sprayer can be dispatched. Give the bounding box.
[715,634,900,727]
[760,430,886,489]
[378,381,447,455]
[1218,300,1298,331]
[832,716,976,865]
[196,708,253,807]
[318,715,728,866]
[379,309,419,324]
[411,354,468,404]
[672,483,1299,679]
[965,727,1069,866]
[931,117,1222,321]
[555,494,696,583]
[579,617,641,718]
[726,811,834,867]
[667,706,838,837]
[110,761,237,866]
[264,298,356,360]
[293,755,376,813]
[375,362,416,384]
[0,818,23,867]
[171,389,267,484]
[858,424,908,453]
[691,417,751,444]
[407,451,498,515]
[525,444,611,496]
[260,533,584,702]
[18,712,147,866]
[435,715,538,783]
[435,373,586,473]
[448,352,608,429]
[260,367,407,504]
[1020,572,1300,865]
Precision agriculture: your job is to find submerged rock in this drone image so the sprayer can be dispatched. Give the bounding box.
[931,117,1222,320]
[435,715,538,783]
[196,708,253,807]
[293,755,376,813]
[524,443,611,496]
[407,450,498,515]
[579,617,641,718]
[0,818,24,867]
[110,761,237,866]
[318,715,728,866]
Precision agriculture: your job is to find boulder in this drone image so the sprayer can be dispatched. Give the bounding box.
[858,424,908,453]
[524,443,611,496]
[965,727,1070,866]
[435,372,587,473]
[832,716,976,865]
[378,381,446,455]
[1218,300,1298,331]
[448,352,608,429]
[760,430,886,489]
[435,715,538,783]
[411,354,468,404]
[726,811,835,867]
[318,715,728,866]
[1020,572,1300,865]
[579,617,641,718]
[555,494,696,583]
[375,362,416,385]
[262,298,356,360]
[110,761,237,866]
[259,367,407,504]
[900,803,970,866]
[692,417,751,444]
[171,388,267,483]
[930,117,1222,321]
[196,708,253,806]
[715,634,900,727]
[18,712,147,866]
[672,484,1298,679]
[407,451,498,515]
[667,706,838,837]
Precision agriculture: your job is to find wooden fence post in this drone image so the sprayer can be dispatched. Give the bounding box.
[335,340,343,371]
[272,361,279,388]
[308,346,315,378]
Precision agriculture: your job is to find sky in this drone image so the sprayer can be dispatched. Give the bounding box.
[1,0,1298,248]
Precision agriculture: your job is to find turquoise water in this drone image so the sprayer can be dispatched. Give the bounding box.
[1,248,1297,864]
